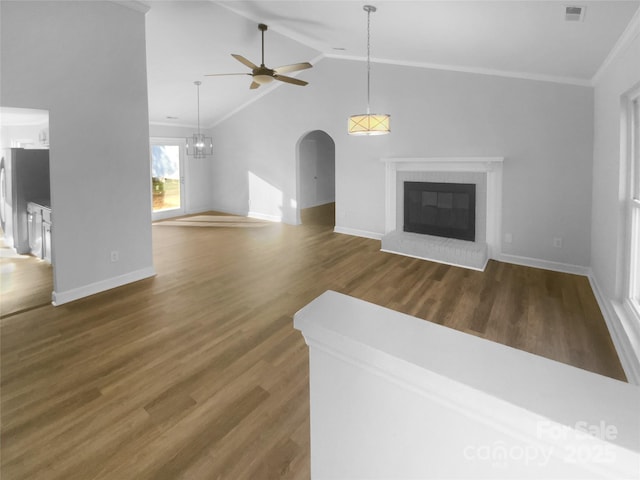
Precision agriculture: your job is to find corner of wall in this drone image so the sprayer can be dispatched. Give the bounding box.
[591,7,640,86]
[52,267,156,306]
[588,4,640,385]
[588,270,640,385]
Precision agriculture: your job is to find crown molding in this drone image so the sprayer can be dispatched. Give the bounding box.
[210,48,593,129]
[324,53,592,87]
[111,1,150,14]
[149,121,200,129]
[591,5,640,86]
[216,2,640,92]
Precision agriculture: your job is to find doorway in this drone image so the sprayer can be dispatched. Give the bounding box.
[297,130,336,226]
[0,106,54,316]
[150,138,186,221]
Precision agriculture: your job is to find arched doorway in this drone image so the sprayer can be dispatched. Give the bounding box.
[296,130,335,226]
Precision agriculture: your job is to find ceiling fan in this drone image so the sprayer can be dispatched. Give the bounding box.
[205,23,312,89]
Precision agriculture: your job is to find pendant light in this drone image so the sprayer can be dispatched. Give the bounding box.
[348,5,390,136]
[185,81,213,158]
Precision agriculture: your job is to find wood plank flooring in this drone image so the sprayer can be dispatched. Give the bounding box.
[0,209,626,479]
[0,233,53,317]
[300,203,335,226]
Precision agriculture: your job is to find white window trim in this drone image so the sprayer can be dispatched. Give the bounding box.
[623,85,640,322]
[150,137,187,222]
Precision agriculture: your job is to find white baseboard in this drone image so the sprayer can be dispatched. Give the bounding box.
[209,206,247,217]
[496,253,590,276]
[333,226,383,240]
[320,225,640,383]
[334,231,591,275]
[248,211,282,223]
[186,205,212,215]
[498,255,640,383]
[587,272,640,385]
[52,267,156,306]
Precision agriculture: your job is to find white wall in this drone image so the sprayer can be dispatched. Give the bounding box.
[0,1,154,303]
[149,124,194,139]
[149,124,213,215]
[212,57,593,266]
[590,17,640,383]
[295,291,640,479]
[592,27,640,301]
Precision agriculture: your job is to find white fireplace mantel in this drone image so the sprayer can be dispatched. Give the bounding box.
[381,156,505,261]
[381,156,505,169]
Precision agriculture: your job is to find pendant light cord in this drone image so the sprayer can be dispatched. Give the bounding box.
[348,5,389,135]
[197,82,201,136]
[366,7,371,115]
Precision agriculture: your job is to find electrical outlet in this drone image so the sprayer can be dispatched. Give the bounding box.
[110,250,119,262]
[553,237,563,248]
[504,233,513,244]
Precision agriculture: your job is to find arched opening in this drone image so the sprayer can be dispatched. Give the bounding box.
[296,130,335,226]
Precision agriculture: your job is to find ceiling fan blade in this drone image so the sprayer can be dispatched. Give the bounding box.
[204,73,251,77]
[231,54,258,70]
[273,74,308,87]
[250,81,260,90]
[273,62,312,74]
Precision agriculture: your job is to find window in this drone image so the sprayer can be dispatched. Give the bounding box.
[150,138,186,221]
[151,145,181,212]
[626,88,640,316]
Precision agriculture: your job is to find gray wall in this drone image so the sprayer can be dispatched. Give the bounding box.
[212,57,594,267]
[1,0,154,301]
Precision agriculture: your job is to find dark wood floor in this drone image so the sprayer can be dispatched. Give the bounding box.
[300,202,335,226]
[0,207,626,479]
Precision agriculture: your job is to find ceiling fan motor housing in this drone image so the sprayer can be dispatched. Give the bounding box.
[253,66,275,84]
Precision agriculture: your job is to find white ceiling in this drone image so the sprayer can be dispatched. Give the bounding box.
[144,0,640,128]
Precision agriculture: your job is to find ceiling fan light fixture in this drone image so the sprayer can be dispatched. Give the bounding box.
[185,81,213,159]
[348,113,390,135]
[254,74,274,84]
[348,5,390,136]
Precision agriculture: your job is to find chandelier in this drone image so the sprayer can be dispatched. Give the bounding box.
[185,81,213,158]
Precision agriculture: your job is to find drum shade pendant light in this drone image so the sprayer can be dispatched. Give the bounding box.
[185,81,213,158]
[348,5,390,136]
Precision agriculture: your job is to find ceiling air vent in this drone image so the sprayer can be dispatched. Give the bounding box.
[564,5,586,22]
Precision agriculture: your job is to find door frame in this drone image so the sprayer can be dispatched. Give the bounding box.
[150,137,186,221]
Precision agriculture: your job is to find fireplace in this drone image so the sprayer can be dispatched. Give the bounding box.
[404,181,476,242]
[380,157,505,271]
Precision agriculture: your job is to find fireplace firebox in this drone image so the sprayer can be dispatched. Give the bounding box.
[404,182,476,241]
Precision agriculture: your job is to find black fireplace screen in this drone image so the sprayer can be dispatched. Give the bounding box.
[404,182,476,241]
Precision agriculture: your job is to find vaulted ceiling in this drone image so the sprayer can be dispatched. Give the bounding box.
[144,0,640,128]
